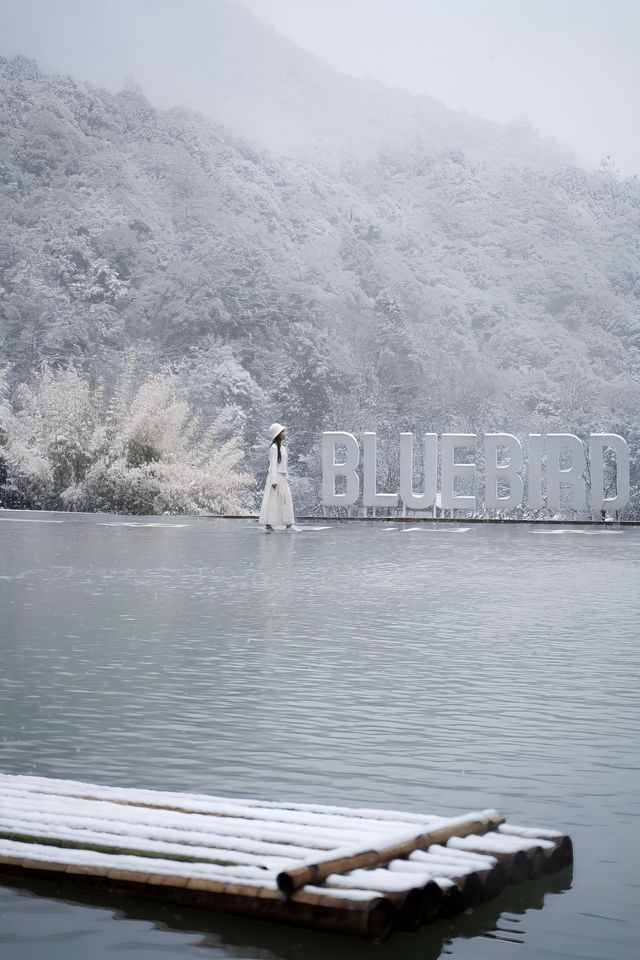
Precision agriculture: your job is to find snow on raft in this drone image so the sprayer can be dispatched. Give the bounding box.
[0,773,573,942]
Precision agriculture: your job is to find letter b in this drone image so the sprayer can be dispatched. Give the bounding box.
[322,432,360,506]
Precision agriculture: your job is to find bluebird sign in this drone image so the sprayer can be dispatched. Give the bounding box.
[321,432,630,512]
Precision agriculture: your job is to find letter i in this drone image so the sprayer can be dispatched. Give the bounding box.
[528,434,543,510]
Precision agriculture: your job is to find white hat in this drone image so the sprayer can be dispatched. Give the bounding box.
[268,422,286,441]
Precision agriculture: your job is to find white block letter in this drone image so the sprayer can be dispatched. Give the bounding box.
[363,432,398,508]
[527,434,543,511]
[441,434,476,511]
[484,434,524,509]
[399,433,438,509]
[322,432,360,506]
[589,434,630,511]
[546,434,587,512]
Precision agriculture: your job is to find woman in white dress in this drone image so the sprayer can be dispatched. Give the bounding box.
[258,422,296,532]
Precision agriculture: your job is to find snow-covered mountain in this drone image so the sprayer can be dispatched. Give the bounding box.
[0,4,639,514]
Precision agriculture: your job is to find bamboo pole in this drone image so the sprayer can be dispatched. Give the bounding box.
[407,848,508,906]
[525,845,546,879]
[324,875,443,931]
[406,861,494,914]
[0,799,325,860]
[0,828,272,870]
[387,887,429,933]
[0,813,305,865]
[0,789,365,852]
[0,850,396,941]
[0,779,437,836]
[498,825,573,873]
[5,778,538,866]
[452,871,483,910]
[462,846,529,883]
[544,835,573,872]
[0,775,494,834]
[435,874,479,916]
[388,856,486,914]
[450,833,553,881]
[360,880,444,932]
[473,861,508,901]
[421,878,446,923]
[0,786,410,853]
[437,878,465,918]
[276,811,505,894]
[448,840,531,884]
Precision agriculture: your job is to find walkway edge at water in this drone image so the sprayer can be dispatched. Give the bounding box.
[1,508,638,525]
[210,515,640,525]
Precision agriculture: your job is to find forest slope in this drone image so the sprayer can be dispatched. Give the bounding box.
[0,54,639,511]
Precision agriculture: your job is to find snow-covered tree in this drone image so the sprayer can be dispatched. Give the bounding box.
[0,363,101,508]
[0,54,639,516]
[0,362,255,515]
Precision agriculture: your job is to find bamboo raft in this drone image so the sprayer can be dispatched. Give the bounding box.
[0,774,573,941]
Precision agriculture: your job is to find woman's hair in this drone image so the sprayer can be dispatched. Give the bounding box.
[272,431,283,463]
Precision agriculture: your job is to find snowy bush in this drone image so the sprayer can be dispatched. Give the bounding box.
[0,363,100,508]
[0,362,255,515]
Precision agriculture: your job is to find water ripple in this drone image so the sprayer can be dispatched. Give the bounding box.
[1,514,639,959]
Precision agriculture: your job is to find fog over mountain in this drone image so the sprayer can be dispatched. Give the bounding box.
[0,1,639,515]
[243,0,640,177]
[0,0,567,166]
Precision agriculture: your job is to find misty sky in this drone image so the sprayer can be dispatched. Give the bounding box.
[244,0,639,175]
[0,0,638,175]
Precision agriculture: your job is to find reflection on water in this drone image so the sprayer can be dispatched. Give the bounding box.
[1,511,639,959]
[0,867,573,960]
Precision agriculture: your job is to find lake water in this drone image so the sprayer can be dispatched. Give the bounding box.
[0,511,639,960]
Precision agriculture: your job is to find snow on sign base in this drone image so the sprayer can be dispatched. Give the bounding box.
[0,773,573,942]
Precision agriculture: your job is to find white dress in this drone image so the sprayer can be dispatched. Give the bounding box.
[258,442,295,527]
